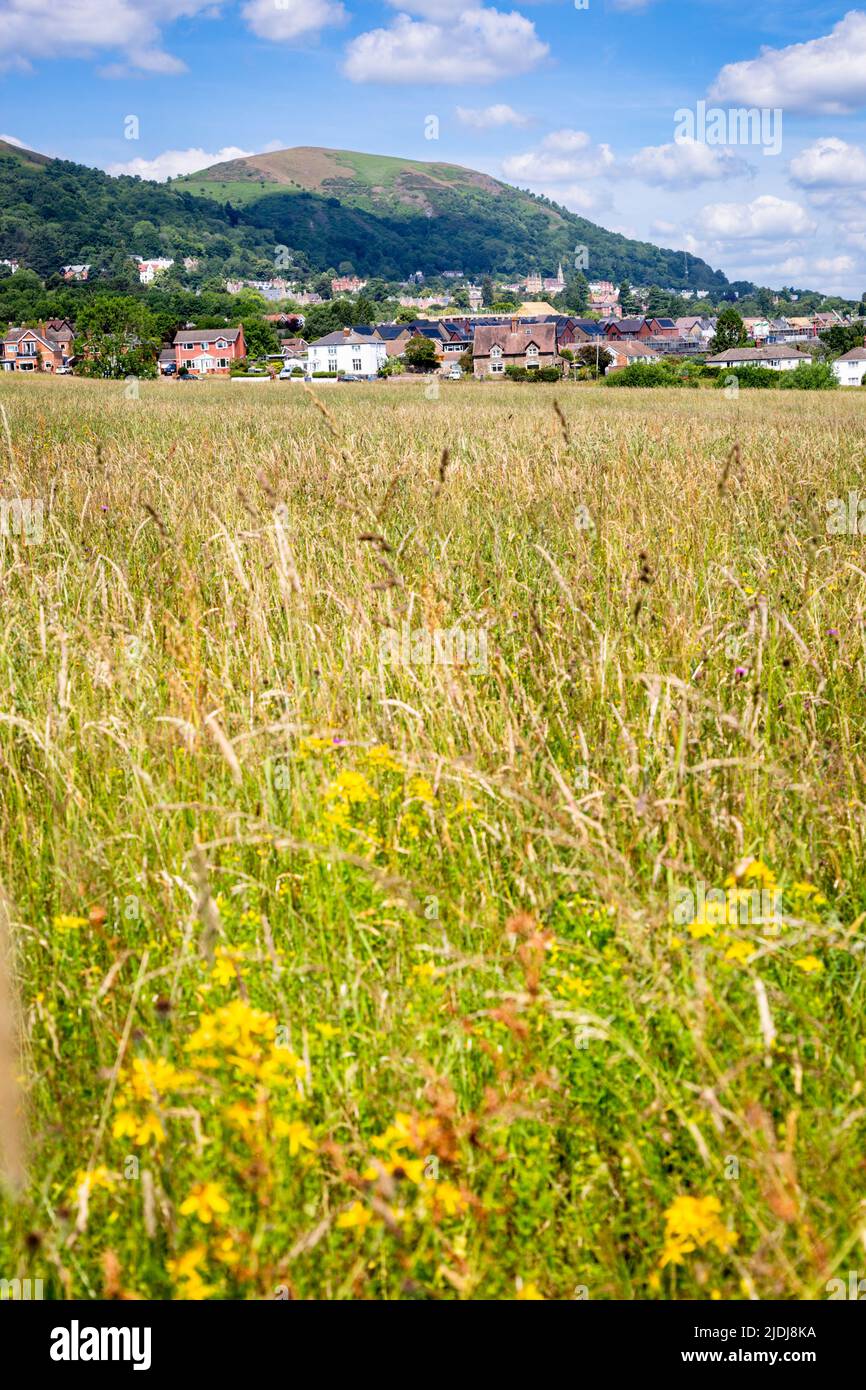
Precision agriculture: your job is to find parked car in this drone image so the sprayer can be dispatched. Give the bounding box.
[447,366,462,380]
[56,365,73,375]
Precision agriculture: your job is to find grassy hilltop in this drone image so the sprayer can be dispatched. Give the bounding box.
[0,378,864,1299]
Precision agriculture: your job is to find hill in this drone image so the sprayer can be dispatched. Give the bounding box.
[175,145,727,289]
[0,138,729,290]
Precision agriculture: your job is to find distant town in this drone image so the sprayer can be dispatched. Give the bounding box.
[1,257,865,386]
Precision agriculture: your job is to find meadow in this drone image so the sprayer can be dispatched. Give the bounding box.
[1,375,865,1301]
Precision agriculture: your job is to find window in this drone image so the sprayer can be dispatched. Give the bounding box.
[526,345,539,357]
[490,345,502,359]
[490,362,504,374]
[19,341,37,356]
[217,358,229,369]
[328,346,337,355]
[352,358,362,372]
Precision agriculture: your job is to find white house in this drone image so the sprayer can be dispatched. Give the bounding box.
[705,345,812,372]
[832,347,866,387]
[138,257,174,285]
[307,329,387,378]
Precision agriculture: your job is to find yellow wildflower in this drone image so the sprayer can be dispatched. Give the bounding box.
[515,1282,544,1300]
[179,1182,230,1225]
[794,955,824,974]
[275,1119,316,1157]
[53,914,88,930]
[336,1201,372,1232]
[724,940,757,964]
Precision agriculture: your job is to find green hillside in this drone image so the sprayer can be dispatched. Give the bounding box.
[0,139,728,289]
[176,145,726,289]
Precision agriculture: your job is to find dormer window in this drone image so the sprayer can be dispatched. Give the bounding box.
[490,345,502,359]
[526,344,539,357]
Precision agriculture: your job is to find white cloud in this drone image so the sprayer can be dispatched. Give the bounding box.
[344,8,548,84]
[531,183,613,216]
[0,133,26,147]
[623,137,752,189]
[502,128,613,182]
[0,0,224,74]
[709,11,866,115]
[815,254,855,275]
[241,0,347,42]
[696,194,817,242]
[105,144,255,180]
[456,103,528,129]
[789,136,866,188]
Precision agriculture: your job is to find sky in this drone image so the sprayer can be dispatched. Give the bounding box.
[1,0,866,295]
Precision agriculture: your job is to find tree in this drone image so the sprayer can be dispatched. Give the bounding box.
[354,295,375,326]
[575,343,613,376]
[481,275,495,308]
[820,321,866,357]
[403,335,439,372]
[74,294,159,378]
[709,308,747,354]
[241,317,279,357]
[618,280,639,315]
[557,272,588,314]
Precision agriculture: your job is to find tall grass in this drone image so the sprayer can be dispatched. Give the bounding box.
[0,376,865,1300]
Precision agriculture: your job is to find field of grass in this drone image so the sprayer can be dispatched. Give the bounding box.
[1,376,865,1301]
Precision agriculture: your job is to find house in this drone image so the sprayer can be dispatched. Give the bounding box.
[468,285,483,312]
[137,257,174,285]
[605,317,651,340]
[373,324,414,358]
[173,327,246,376]
[832,347,866,386]
[645,317,678,339]
[705,345,812,371]
[62,265,89,282]
[472,320,559,378]
[331,275,366,295]
[675,316,715,344]
[605,341,662,371]
[0,258,19,274]
[742,317,771,343]
[278,337,309,361]
[158,348,176,375]
[307,328,387,377]
[0,321,73,372]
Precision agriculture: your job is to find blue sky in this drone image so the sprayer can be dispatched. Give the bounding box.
[2,0,866,294]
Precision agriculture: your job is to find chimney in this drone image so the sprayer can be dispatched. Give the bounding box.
[510,317,518,334]
[342,326,351,337]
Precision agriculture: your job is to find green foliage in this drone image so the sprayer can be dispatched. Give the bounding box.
[403,335,439,371]
[605,362,680,387]
[819,321,866,356]
[713,365,779,389]
[73,293,159,379]
[709,308,748,355]
[778,361,838,390]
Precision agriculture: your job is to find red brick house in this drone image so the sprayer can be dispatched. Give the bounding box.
[473,320,559,377]
[173,327,246,376]
[0,321,73,372]
[604,317,653,341]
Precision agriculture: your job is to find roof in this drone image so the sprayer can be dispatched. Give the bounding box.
[473,322,558,357]
[172,327,243,344]
[310,330,383,346]
[836,347,866,361]
[608,340,660,359]
[609,317,646,333]
[374,324,411,341]
[514,301,559,316]
[705,345,808,363]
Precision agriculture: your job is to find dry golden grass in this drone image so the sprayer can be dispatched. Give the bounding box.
[0,376,865,1300]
